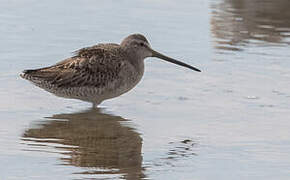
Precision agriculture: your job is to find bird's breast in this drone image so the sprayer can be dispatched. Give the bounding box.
[104,59,144,100]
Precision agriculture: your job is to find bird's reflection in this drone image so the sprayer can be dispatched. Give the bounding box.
[22,108,144,180]
[211,0,290,51]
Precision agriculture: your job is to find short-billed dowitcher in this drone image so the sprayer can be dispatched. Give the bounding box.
[21,34,201,107]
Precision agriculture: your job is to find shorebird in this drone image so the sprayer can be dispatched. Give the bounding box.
[21,34,201,107]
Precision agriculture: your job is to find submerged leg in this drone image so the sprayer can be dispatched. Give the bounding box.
[92,103,97,108]
[92,101,101,108]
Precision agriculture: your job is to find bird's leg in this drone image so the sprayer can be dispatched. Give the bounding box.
[92,101,101,109]
[92,102,97,108]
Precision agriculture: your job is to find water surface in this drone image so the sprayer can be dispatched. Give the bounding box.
[0,0,290,179]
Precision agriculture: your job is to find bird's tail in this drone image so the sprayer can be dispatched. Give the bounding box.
[20,69,36,80]
[20,67,52,82]
[20,66,62,85]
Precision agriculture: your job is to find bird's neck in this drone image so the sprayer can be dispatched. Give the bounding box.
[122,49,145,75]
[130,57,145,76]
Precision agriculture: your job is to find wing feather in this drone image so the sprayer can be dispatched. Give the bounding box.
[22,44,126,89]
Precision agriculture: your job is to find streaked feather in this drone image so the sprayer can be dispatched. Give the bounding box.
[21,44,126,89]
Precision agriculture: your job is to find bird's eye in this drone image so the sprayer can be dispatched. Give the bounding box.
[140,42,145,46]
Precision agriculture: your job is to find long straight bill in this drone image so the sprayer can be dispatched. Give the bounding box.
[151,49,201,72]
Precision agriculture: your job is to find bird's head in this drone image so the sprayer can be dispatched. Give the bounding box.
[121,34,201,72]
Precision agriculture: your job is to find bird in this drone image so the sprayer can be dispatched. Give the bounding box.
[21,34,201,107]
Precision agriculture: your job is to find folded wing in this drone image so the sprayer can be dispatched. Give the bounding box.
[21,44,125,89]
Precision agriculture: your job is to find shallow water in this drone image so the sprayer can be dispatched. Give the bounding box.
[1,0,290,179]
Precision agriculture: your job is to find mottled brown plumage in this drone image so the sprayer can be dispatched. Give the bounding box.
[21,34,201,107]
